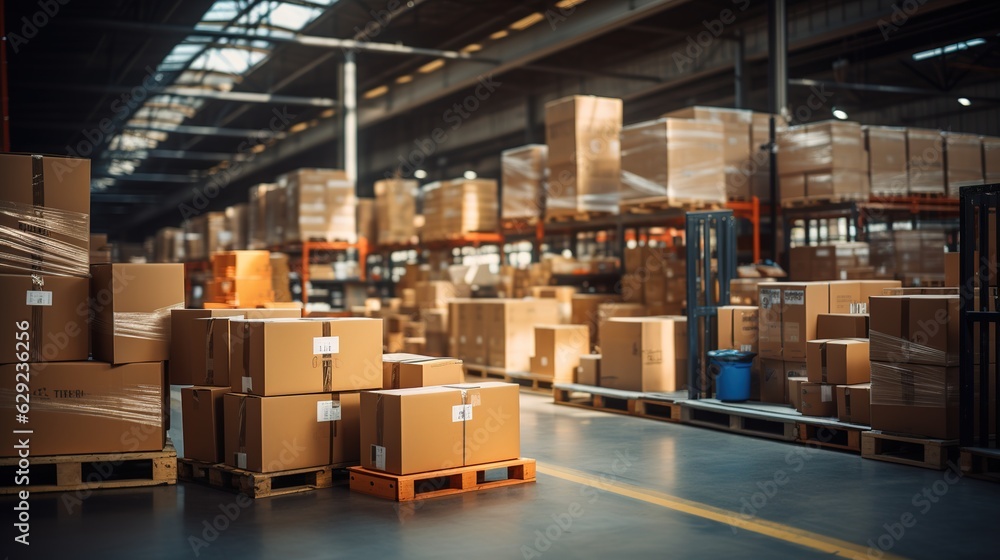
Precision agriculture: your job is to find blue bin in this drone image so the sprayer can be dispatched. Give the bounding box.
[707,349,756,403]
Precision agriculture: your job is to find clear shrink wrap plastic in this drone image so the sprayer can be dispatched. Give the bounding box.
[870,361,957,409]
[777,121,864,175]
[19,382,163,425]
[93,303,185,341]
[501,145,546,220]
[619,119,726,205]
[0,200,89,277]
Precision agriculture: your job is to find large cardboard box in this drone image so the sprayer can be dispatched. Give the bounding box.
[788,376,808,411]
[777,282,830,361]
[0,274,89,364]
[184,212,226,261]
[759,358,786,403]
[663,108,752,200]
[545,95,622,217]
[800,382,836,417]
[0,153,90,277]
[91,263,185,364]
[502,144,546,221]
[356,197,376,244]
[281,168,356,243]
[864,126,908,197]
[360,383,520,475]
[422,179,499,241]
[906,128,945,195]
[0,361,164,456]
[870,362,957,439]
[374,179,418,245]
[486,299,560,371]
[806,339,870,385]
[836,384,871,425]
[599,317,685,392]
[169,308,302,386]
[944,132,984,197]
[223,392,360,472]
[529,325,590,382]
[181,386,229,463]
[817,313,869,339]
[869,296,959,366]
[578,354,601,386]
[777,121,864,175]
[571,294,621,347]
[230,318,382,396]
[757,284,783,359]
[717,305,758,352]
[382,353,464,389]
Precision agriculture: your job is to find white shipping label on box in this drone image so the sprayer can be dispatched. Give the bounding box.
[452,404,474,422]
[313,336,340,355]
[760,289,780,309]
[784,290,805,306]
[236,452,247,469]
[541,357,549,367]
[821,385,832,402]
[317,400,342,422]
[241,377,253,393]
[372,445,386,470]
[25,291,52,306]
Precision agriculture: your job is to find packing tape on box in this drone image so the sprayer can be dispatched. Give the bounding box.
[0,197,90,277]
[7,382,163,425]
[870,361,956,408]
[372,393,385,470]
[29,274,44,362]
[98,303,184,341]
[321,322,333,392]
[236,395,248,470]
[241,321,252,393]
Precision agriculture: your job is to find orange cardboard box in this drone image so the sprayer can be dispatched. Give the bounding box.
[529,325,590,382]
[599,317,686,392]
[806,339,871,385]
[181,386,229,462]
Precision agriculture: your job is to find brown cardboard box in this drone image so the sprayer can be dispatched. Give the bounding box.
[91,263,184,364]
[788,376,808,411]
[777,282,830,361]
[864,126,908,197]
[800,382,837,417]
[0,361,164,456]
[230,317,382,396]
[817,313,869,339]
[732,278,775,306]
[827,280,901,314]
[425,332,448,357]
[360,383,520,475]
[757,284,783,359]
[416,281,457,310]
[545,95,622,217]
[375,179,418,245]
[421,179,499,241]
[529,325,590,382]
[578,354,601,386]
[0,274,89,364]
[502,144,546,221]
[423,309,448,334]
[869,296,959,366]
[836,384,871,425]
[907,128,945,195]
[281,168,356,243]
[0,153,90,277]
[223,392,360,472]
[870,362,957,439]
[169,308,301,386]
[806,339,870,384]
[759,358,786,403]
[717,305,758,352]
[984,137,1000,183]
[248,183,274,249]
[486,299,560,371]
[944,132,984,197]
[382,353,464,389]
[662,108,751,200]
[777,121,864,175]
[181,386,229,462]
[571,294,621,347]
[456,301,488,365]
[599,317,685,392]
[784,361,808,380]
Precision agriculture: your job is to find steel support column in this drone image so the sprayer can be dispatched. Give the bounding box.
[340,50,358,186]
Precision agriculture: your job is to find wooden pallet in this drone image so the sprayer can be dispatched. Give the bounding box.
[553,383,641,416]
[635,396,684,423]
[0,442,177,495]
[463,363,511,381]
[177,458,219,483]
[797,422,866,453]
[621,198,722,214]
[545,210,614,223]
[781,193,868,208]
[680,400,798,442]
[861,431,958,470]
[959,447,1000,482]
[348,458,536,501]
[907,190,951,199]
[196,462,350,498]
[501,217,540,232]
[505,371,555,394]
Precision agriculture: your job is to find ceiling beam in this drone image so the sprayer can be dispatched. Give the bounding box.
[102,149,249,162]
[789,78,1000,102]
[20,83,336,107]
[94,173,199,183]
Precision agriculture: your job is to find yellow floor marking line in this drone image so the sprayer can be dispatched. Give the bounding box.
[536,462,907,560]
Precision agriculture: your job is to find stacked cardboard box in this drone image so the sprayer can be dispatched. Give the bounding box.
[501,145,546,221]
[530,285,577,323]
[788,242,870,282]
[280,168,356,243]
[944,132,985,198]
[864,126,908,198]
[599,316,688,392]
[758,282,829,403]
[375,179,418,245]
[422,309,449,356]
[185,212,227,261]
[619,118,726,209]
[248,183,275,249]
[204,250,274,308]
[906,128,945,196]
[381,354,464,390]
[224,203,249,251]
[485,299,560,371]
[154,227,185,263]
[571,293,622,350]
[664,106,752,201]
[421,179,498,241]
[778,121,868,205]
[360,382,520,475]
[985,137,1000,183]
[545,95,622,219]
[730,278,776,306]
[803,339,870,417]
[529,325,590,382]
[264,182,287,247]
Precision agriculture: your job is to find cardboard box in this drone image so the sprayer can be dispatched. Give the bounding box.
[578,354,600,386]
[777,121,864,175]
[0,274,89,364]
[836,384,871,425]
[91,263,185,364]
[416,281,456,310]
[0,153,90,277]
[717,305,758,352]
[502,144,546,221]
[777,282,830,361]
[360,382,520,475]
[944,132,984,197]
[486,299,560,371]
[800,382,837,417]
[806,339,871,385]
[784,361,807,380]
[421,179,499,241]
[599,317,685,392]
[230,318,382,396]
[827,280,901,314]
[984,137,1000,183]
[223,392,360,472]
[382,353,464,389]
[0,361,163,456]
[571,294,621,347]
[817,313,869,339]
[375,179,418,245]
[869,296,959,366]
[907,128,945,195]
[870,362,957,439]
[788,376,808,411]
[181,386,229,462]
[759,359,786,403]
[757,285,783,359]
[529,325,590,382]
[281,168,356,243]
[456,301,487,365]
[423,309,448,334]
[865,126,908,197]
[169,308,302,386]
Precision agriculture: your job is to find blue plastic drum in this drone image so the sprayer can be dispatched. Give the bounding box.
[707,349,756,402]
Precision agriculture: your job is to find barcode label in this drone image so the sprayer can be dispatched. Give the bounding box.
[313,336,339,354]
[317,400,341,422]
[784,290,805,305]
[372,445,386,470]
[850,302,867,314]
[26,291,52,306]
[452,404,473,422]
[760,289,780,309]
[739,344,752,352]
[241,376,253,393]
[236,452,247,469]
[821,385,832,402]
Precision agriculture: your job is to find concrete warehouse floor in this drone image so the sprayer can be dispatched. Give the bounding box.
[9,389,1000,559]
